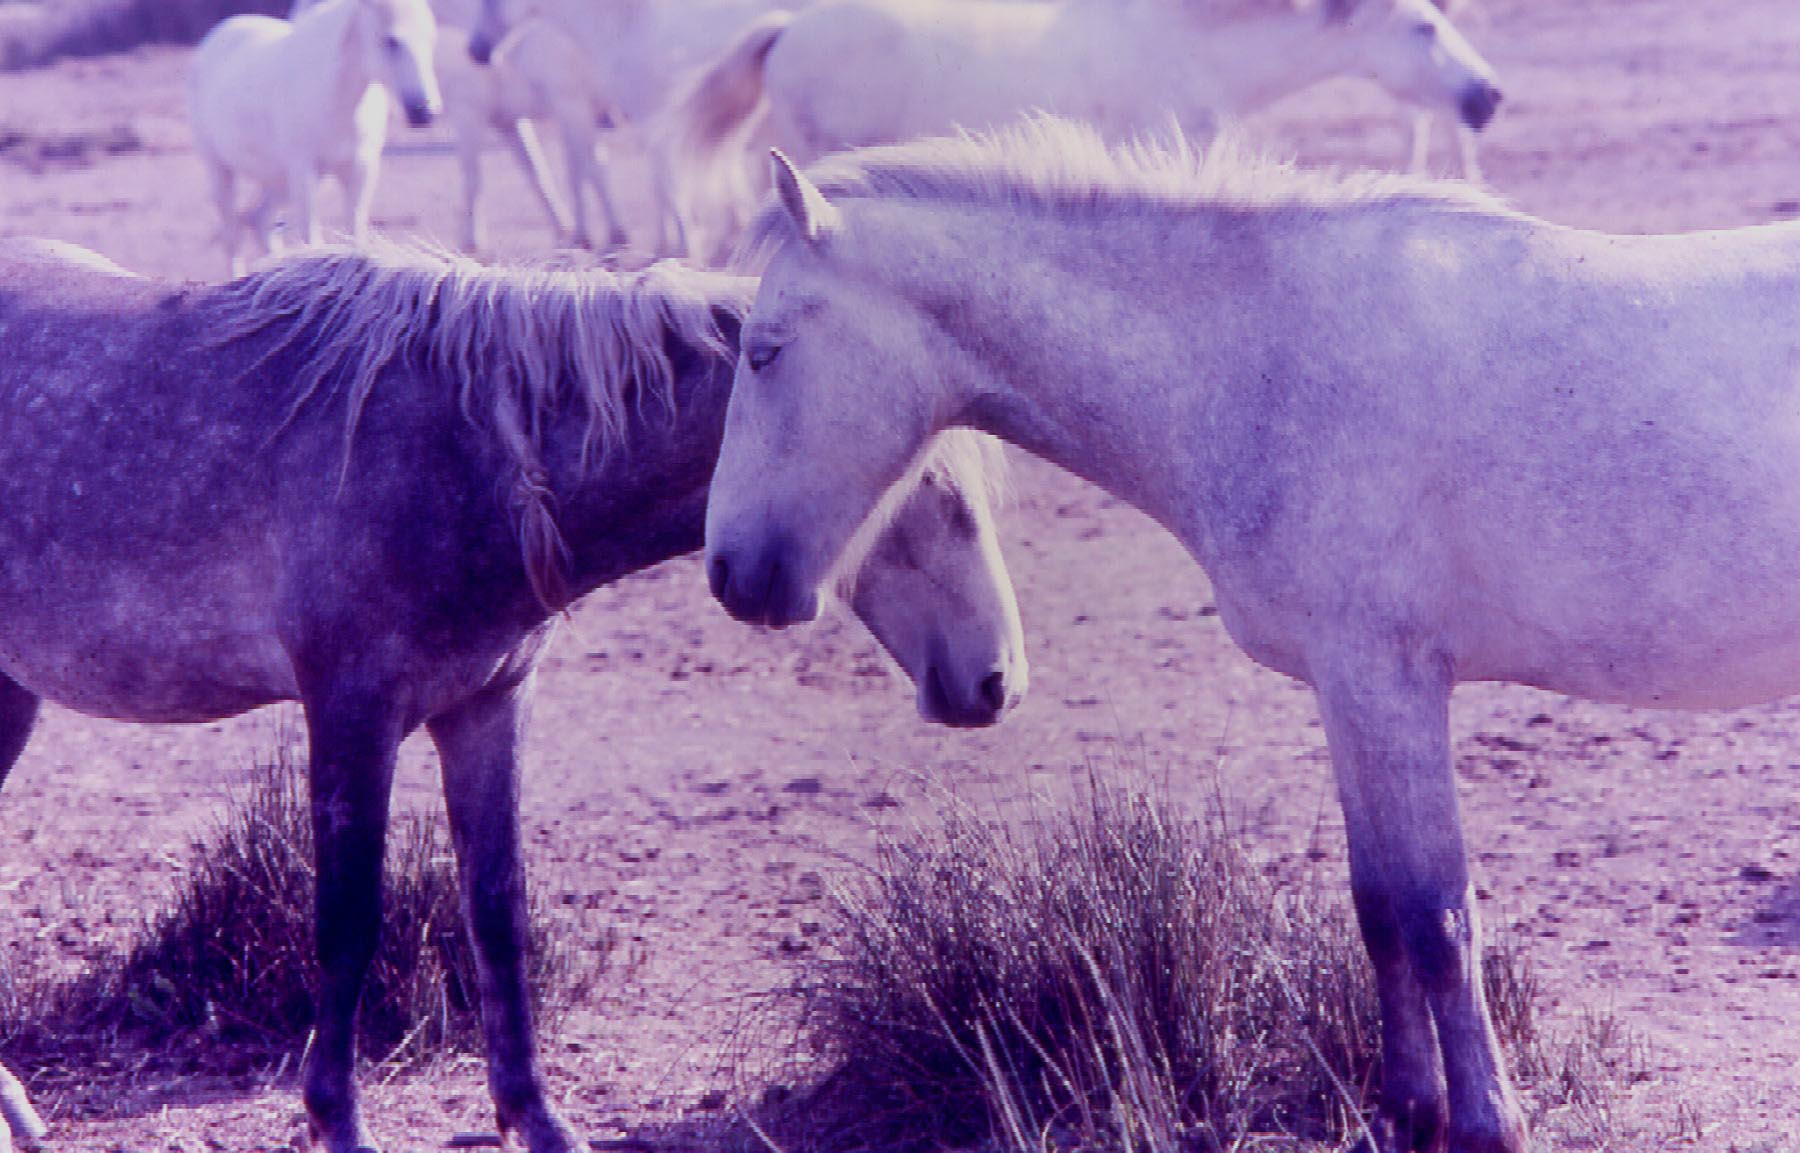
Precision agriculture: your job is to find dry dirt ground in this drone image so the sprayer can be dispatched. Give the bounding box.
[5,1,1800,1149]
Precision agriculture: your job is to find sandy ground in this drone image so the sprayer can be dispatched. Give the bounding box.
[6,1,1800,1148]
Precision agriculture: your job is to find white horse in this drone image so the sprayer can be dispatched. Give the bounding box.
[665,0,1502,246]
[703,118,1800,1152]
[435,20,628,252]
[191,0,443,277]
[289,0,614,252]
[1406,0,1486,179]
[468,0,804,259]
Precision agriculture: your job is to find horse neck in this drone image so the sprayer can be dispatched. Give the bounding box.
[294,0,383,119]
[862,200,1275,548]
[1093,1,1351,120]
[544,346,735,596]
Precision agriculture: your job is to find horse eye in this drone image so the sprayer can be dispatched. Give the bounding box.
[1413,21,1437,38]
[746,342,783,372]
[384,34,403,52]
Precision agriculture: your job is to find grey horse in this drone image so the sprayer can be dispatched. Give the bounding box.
[0,238,1025,1153]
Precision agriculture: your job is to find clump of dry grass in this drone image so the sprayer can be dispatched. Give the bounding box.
[2,738,607,1093]
[763,775,1638,1153]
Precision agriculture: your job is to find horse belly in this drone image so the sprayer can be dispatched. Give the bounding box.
[0,561,299,723]
[0,626,297,724]
[1458,576,1800,710]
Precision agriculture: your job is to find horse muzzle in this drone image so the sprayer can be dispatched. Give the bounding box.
[403,98,440,128]
[918,659,1024,729]
[707,539,822,629]
[1459,81,1503,132]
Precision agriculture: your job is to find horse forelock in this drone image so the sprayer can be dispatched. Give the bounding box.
[826,429,1011,602]
[737,115,1511,268]
[210,243,750,608]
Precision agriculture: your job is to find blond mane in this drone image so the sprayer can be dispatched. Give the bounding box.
[212,244,752,608]
[741,116,1512,263]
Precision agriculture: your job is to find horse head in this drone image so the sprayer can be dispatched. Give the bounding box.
[1309,0,1503,130]
[356,0,443,125]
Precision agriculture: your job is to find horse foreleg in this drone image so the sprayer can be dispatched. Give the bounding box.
[245,186,285,264]
[202,158,245,278]
[342,155,379,247]
[1312,643,1527,1153]
[1350,866,1448,1150]
[647,148,691,260]
[427,668,578,1153]
[498,119,574,248]
[1455,123,1483,184]
[301,689,404,1153]
[0,675,47,1153]
[1409,111,1434,176]
[290,168,324,249]
[457,128,491,254]
[571,128,630,252]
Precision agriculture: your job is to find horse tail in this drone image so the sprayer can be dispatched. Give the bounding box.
[655,9,793,260]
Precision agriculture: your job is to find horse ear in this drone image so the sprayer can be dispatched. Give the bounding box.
[769,150,838,245]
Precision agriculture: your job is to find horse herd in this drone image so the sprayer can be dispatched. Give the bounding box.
[7,3,1800,1153]
[185,0,1504,274]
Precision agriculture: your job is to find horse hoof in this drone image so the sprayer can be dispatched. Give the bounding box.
[498,1100,581,1153]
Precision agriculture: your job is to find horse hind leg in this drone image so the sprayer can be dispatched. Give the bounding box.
[0,674,48,1152]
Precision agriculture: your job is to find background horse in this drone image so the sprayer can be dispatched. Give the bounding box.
[436,18,627,253]
[663,0,1502,256]
[468,0,804,259]
[703,119,1800,1153]
[292,0,629,253]
[1408,0,1487,178]
[189,0,443,277]
[0,239,1023,1153]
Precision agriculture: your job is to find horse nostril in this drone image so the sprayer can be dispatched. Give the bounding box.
[708,555,731,600]
[979,670,1007,714]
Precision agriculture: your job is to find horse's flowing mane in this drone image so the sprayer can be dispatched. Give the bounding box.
[742,116,1512,261]
[211,244,751,608]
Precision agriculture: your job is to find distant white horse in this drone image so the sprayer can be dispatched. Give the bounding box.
[191,0,443,277]
[666,0,1502,246]
[299,0,628,252]
[704,118,1800,1152]
[436,21,629,252]
[1406,0,1486,178]
[468,0,804,259]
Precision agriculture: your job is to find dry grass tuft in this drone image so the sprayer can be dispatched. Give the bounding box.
[1,737,607,1105]
[756,774,1641,1153]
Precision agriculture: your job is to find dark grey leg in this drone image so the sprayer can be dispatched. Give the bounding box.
[301,689,403,1153]
[428,673,577,1153]
[0,674,46,1152]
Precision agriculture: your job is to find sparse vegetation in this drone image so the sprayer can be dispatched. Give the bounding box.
[759,774,1642,1153]
[0,737,608,1098]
